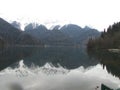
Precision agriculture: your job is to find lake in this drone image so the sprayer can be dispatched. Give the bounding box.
[0,47,120,90]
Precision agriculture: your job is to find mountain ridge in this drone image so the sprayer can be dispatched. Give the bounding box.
[24,23,100,46]
[0,18,43,47]
[0,18,100,47]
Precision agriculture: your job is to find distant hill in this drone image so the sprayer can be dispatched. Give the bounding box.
[25,23,100,46]
[60,24,100,45]
[25,24,73,45]
[0,18,43,47]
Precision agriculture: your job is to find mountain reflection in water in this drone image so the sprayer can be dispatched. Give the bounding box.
[0,60,120,90]
[0,47,120,90]
[0,47,98,70]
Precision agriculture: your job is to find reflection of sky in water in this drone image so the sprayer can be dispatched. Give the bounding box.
[0,60,120,90]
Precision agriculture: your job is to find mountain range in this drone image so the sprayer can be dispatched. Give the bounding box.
[24,23,100,46]
[0,18,100,47]
[0,18,42,47]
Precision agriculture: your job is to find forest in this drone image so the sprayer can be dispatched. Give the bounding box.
[87,22,120,50]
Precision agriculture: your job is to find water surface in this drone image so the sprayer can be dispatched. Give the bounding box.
[0,47,120,90]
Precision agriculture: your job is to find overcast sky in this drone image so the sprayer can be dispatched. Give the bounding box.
[0,0,120,31]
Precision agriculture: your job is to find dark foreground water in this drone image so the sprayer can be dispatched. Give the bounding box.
[0,47,120,90]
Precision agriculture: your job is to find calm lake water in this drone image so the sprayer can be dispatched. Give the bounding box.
[0,47,120,90]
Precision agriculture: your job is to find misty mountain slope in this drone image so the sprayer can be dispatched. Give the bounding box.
[16,33,42,45]
[11,21,21,30]
[43,29,73,45]
[60,24,100,45]
[0,18,22,44]
[0,18,43,46]
[60,24,83,38]
[25,23,100,45]
[52,24,100,45]
[25,24,48,39]
[25,24,73,45]
[76,28,100,44]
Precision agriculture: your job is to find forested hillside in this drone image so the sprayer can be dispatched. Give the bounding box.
[87,22,120,50]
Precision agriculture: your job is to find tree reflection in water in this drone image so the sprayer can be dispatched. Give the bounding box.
[87,49,120,78]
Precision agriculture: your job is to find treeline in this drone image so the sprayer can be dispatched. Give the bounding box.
[87,22,120,50]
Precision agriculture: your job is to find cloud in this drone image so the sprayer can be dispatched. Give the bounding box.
[0,63,120,90]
